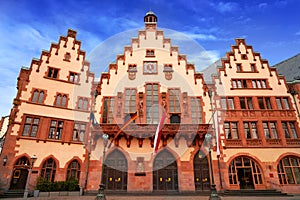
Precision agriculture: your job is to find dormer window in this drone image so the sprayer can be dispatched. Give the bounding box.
[146,49,155,57]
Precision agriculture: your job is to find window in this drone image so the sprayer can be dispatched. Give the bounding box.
[257,97,272,109]
[73,123,86,142]
[48,120,64,140]
[64,52,71,61]
[228,157,263,185]
[237,63,242,72]
[277,156,300,184]
[31,89,45,104]
[239,97,253,109]
[252,80,268,88]
[22,116,40,137]
[146,49,155,57]
[244,122,258,139]
[232,79,247,88]
[146,84,159,124]
[102,97,115,123]
[250,64,256,72]
[263,122,278,139]
[190,97,202,124]
[128,64,137,72]
[169,89,180,113]
[282,122,298,139]
[241,54,247,60]
[124,89,136,114]
[224,122,238,139]
[47,67,59,78]
[221,97,235,110]
[41,158,56,182]
[55,94,68,107]
[67,160,81,181]
[69,72,79,83]
[276,97,290,110]
[77,97,88,110]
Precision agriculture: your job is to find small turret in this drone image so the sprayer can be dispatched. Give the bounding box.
[144,11,157,29]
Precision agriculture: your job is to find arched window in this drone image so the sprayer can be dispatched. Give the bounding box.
[83,98,88,110]
[32,90,39,103]
[41,158,56,182]
[38,91,44,103]
[56,94,62,107]
[228,156,263,189]
[55,94,68,107]
[67,160,80,180]
[78,98,83,109]
[277,156,300,184]
[15,156,30,166]
[32,90,45,103]
[62,95,67,107]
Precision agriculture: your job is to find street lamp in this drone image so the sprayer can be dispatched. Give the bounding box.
[205,134,220,200]
[95,134,109,200]
[23,154,37,199]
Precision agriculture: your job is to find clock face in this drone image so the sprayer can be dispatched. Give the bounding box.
[144,62,157,74]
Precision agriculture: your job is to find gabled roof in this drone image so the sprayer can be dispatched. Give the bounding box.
[272,53,300,82]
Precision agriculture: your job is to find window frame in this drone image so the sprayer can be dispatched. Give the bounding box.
[244,121,258,139]
[102,97,115,124]
[73,122,86,142]
[68,71,79,83]
[263,121,278,139]
[47,67,60,79]
[277,156,300,185]
[31,89,45,104]
[282,121,298,139]
[146,83,159,124]
[224,121,239,139]
[48,119,64,140]
[22,116,40,137]
[55,93,68,107]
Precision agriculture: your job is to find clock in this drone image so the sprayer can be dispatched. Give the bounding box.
[143,61,157,74]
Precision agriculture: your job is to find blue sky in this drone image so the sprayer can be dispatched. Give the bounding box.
[0,0,300,117]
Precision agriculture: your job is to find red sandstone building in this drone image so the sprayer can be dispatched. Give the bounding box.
[0,12,299,196]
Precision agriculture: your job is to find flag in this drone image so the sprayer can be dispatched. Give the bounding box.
[108,112,138,148]
[153,111,167,154]
[213,110,220,156]
[90,112,99,126]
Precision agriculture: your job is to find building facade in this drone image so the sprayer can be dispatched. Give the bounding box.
[0,12,299,195]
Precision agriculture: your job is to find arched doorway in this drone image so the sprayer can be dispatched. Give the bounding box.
[153,150,178,191]
[228,156,263,189]
[10,157,30,190]
[103,150,128,191]
[194,150,210,191]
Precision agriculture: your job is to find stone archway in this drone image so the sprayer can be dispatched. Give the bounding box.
[153,150,178,191]
[103,150,128,191]
[10,157,29,190]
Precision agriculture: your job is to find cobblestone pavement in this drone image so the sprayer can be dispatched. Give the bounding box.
[4,195,300,200]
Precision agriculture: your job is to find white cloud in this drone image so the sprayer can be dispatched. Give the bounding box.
[258,3,268,9]
[212,2,239,13]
